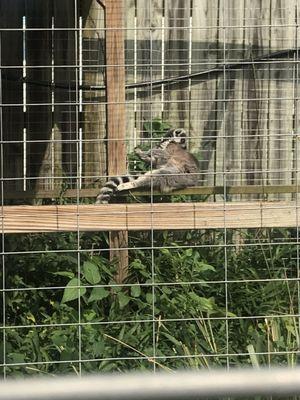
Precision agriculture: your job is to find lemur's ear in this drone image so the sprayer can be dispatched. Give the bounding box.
[174,128,186,137]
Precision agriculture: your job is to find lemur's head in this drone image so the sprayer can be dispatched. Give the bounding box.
[160,128,187,149]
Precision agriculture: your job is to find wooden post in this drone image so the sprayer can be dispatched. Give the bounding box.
[98,0,128,283]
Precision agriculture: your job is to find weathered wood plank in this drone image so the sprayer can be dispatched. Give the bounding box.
[190,0,220,187]
[105,0,128,282]
[268,0,296,200]
[81,0,106,187]
[124,0,136,152]
[53,0,77,191]
[105,0,126,176]
[135,0,164,138]
[4,184,300,200]
[220,0,245,193]
[26,0,52,191]
[1,201,299,233]
[164,0,190,128]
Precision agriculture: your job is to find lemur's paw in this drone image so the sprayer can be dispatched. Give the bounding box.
[134,147,143,156]
[117,182,135,192]
[95,194,109,204]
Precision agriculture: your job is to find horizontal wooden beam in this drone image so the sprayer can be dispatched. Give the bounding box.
[3,185,300,200]
[0,201,299,233]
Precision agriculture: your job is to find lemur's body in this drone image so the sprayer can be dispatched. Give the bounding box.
[96,129,199,204]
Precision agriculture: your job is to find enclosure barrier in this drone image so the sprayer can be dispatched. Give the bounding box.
[1,368,300,400]
[1,201,299,233]
[4,185,300,200]
[2,0,300,381]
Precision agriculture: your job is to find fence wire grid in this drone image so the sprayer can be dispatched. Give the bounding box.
[1,0,300,379]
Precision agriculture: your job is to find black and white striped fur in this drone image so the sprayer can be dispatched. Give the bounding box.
[96,128,199,204]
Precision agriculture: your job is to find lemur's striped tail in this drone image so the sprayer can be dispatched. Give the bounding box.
[96,176,137,204]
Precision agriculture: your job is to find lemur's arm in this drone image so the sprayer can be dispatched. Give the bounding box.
[134,148,154,164]
[134,148,161,166]
[134,147,168,167]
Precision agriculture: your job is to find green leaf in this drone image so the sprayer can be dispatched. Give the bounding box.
[82,261,101,285]
[189,293,215,311]
[146,292,156,304]
[51,271,75,279]
[60,350,77,362]
[91,256,113,276]
[161,332,182,347]
[161,286,172,295]
[194,262,216,273]
[160,248,171,255]
[8,353,25,364]
[118,292,130,309]
[92,341,105,357]
[62,255,79,265]
[185,248,193,257]
[247,344,260,368]
[118,325,126,341]
[51,331,67,346]
[61,278,86,303]
[131,285,141,298]
[88,287,109,303]
[83,309,97,321]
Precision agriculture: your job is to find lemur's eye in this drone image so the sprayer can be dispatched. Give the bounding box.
[180,138,186,144]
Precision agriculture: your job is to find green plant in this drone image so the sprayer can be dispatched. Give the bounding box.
[1,226,299,376]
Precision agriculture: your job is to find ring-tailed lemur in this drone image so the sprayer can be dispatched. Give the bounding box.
[96,128,200,204]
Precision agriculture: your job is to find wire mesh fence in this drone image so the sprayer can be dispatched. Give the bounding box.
[1,0,300,378]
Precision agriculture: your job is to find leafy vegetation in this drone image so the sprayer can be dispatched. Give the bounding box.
[0,227,299,376]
